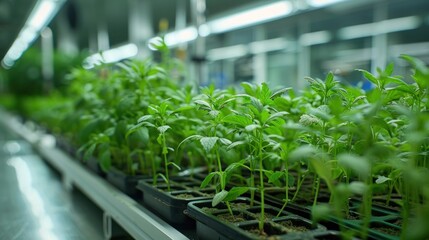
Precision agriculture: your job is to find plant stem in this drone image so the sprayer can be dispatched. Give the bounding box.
[126,147,133,175]
[162,134,170,192]
[258,134,265,232]
[292,173,305,202]
[276,169,289,217]
[216,147,234,216]
[313,176,320,207]
[250,170,255,207]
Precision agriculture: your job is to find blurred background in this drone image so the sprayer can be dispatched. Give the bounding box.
[1,0,429,93]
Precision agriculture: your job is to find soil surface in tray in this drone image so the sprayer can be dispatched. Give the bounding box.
[174,193,198,199]
[217,212,249,223]
[279,220,310,232]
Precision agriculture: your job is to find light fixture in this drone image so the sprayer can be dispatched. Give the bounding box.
[307,0,347,7]
[83,43,139,69]
[338,16,421,40]
[164,27,198,46]
[148,1,293,49]
[207,1,293,34]
[27,0,56,30]
[1,0,64,69]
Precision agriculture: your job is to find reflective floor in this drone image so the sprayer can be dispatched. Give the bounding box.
[0,121,104,240]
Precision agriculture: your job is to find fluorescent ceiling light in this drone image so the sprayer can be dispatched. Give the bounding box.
[19,27,38,43]
[207,38,291,61]
[207,1,293,34]
[299,31,331,46]
[147,27,198,49]
[83,43,139,69]
[339,16,421,40]
[165,27,198,46]
[307,0,347,7]
[27,0,56,30]
[2,0,63,69]
[102,43,138,63]
[148,1,292,49]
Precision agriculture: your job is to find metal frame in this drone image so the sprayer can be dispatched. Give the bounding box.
[0,109,189,240]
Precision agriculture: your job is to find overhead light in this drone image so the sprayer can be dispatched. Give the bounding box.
[27,0,56,30]
[148,1,292,49]
[19,27,38,43]
[339,16,421,40]
[165,27,198,46]
[83,43,139,69]
[1,0,64,69]
[207,1,293,34]
[307,0,347,7]
[102,43,138,63]
[299,31,331,46]
[147,27,198,49]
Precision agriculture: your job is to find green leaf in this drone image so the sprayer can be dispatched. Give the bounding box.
[268,171,284,184]
[385,62,394,76]
[177,135,202,150]
[225,159,247,172]
[222,114,252,127]
[195,100,212,110]
[223,187,249,202]
[212,190,228,207]
[158,173,169,185]
[138,115,153,123]
[201,172,217,188]
[270,87,291,99]
[209,110,220,117]
[200,137,218,152]
[227,141,246,150]
[352,95,367,105]
[219,98,236,109]
[245,124,260,132]
[371,116,392,137]
[338,153,370,178]
[266,111,289,123]
[357,69,378,86]
[241,82,255,95]
[260,83,272,103]
[375,175,391,184]
[168,162,181,171]
[219,138,232,146]
[99,148,111,172]
[157,125,171,134]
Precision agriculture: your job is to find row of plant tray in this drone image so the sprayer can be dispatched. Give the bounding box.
[53,136,403,239]
[77,156,402,240]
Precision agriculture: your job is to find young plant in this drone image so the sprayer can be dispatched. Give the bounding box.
[224,82,289,233]
[128,101,181,191]
[178,86,245,215]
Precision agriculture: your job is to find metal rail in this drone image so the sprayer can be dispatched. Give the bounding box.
[0,109,189,240]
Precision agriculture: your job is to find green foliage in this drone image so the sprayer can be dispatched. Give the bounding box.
[14,53,429,239]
